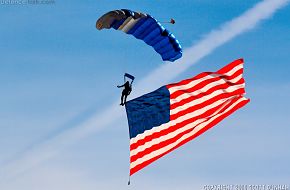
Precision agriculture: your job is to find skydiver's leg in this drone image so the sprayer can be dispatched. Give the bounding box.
[121,90,126,105]
[120,94,124,105]
[123,89,131,105]
[121,95,124,105]
[124,94,128,104]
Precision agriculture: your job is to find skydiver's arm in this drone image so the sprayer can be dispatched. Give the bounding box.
[117,83,125,88]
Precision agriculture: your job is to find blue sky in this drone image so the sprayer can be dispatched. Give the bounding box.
[0,0,289,189]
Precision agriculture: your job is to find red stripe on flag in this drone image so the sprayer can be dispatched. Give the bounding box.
[217,59,244,74]
[170,78,245,110]
[130,97,249,176]
[130,93,242,160]
[130,92,237,151]
[167,59,243,89]
[170,88,245,120]
[169,67,244,99]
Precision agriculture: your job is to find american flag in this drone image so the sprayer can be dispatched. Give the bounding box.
[125,58,250,176]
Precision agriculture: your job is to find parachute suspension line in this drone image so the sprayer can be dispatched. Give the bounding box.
[122,56,127,82]
[120,47,131,81]
[159,18,175,24]
[146,50,157,69]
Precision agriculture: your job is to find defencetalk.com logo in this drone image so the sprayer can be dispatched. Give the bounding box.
[0,0,55,5]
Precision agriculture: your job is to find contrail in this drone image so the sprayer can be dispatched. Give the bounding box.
[1,0,289,182]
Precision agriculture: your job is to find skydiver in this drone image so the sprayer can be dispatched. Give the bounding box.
[117,81,132,106]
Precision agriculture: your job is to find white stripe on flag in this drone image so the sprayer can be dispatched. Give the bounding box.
[130,96,241,156]
[130,96,248,169]
[168,63,243,94]
[170,83,245,115]
[130,66,244,145]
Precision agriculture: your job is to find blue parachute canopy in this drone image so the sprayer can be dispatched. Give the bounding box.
[96,9,182,62]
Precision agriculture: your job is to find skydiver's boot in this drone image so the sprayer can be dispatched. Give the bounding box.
[120,96,124,106]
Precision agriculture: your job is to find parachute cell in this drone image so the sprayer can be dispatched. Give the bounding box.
[96,9,182,62]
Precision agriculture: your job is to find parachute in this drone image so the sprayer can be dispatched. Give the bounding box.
[124,73,135,84]
[96,9,182,62]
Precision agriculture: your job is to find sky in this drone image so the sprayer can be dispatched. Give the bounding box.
[0,0,290,189]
